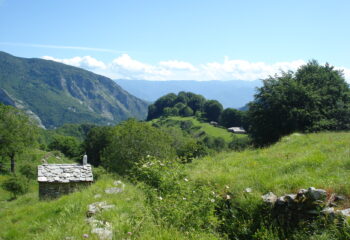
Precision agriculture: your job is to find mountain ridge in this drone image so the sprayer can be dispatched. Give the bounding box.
[0,51,148,128]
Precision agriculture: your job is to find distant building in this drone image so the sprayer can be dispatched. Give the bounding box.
[228,127,246,134]
[210,121,219,127]
[37,155,93,200]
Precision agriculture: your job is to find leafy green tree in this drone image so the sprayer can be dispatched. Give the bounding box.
[187,94,206,113]
[0,104,37,173]
[84,126,113,166]
[179,106,194,117]
[203,100,223,122]
[101,119,175,175]
[48,135,82,159]
[248,61,350,145]
[219,108,244,128]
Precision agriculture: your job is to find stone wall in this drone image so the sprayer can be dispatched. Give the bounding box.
[39,182,91,200]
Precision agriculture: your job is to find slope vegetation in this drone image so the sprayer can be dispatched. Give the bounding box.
[0,51,148,128]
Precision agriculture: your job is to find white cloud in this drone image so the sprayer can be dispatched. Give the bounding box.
[159,60,197,71]
[42,56,106,69]
[41,55,350,82]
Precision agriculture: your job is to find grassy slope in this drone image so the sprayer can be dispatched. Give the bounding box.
[0,175,216,240]
[188,132,350,199]
[151,116,246,142]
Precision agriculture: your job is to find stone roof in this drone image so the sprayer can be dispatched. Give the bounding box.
[37,164,93,183]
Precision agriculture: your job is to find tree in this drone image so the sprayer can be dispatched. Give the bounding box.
[203,100,223,122]
[180,106,194,117]
[0,104,37,173]
[101,119,175,175]
[48,135,82,159]
[219,108,244,128]
[84,126,113,166]
[248,61,350,145]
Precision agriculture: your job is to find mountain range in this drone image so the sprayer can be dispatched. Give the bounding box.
[0,51,148,129]
[115,79,262,109]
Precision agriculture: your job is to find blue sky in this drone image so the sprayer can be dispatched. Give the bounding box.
[0,0,349,81]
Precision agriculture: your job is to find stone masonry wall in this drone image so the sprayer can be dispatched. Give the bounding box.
[39,182,91,200]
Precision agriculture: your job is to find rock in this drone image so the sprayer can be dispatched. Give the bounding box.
[113,180,125,189]
[87,217,113,240]
[87,202,115,217]
[244,188,252,193]
[262,192,277,205]
[335,195,346,202]
[321,207,335,215]
[284,194,297,202]
[337,208,350,217]
[94,194,102,199]
[306,187,327,201]
[105,187,123,194]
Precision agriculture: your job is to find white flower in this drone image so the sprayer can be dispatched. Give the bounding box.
[210,199,215,203]
[146,155,151,158]
[226,195,231,200]
[184,178,189,182]
[159,196,163,200]
[183,197,187,200]
[225,185,230,189]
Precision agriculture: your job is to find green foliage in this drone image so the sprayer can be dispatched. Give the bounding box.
[48,135,82,159]
[248,61,350,145]
[0,104,38,172]
[0,51,148,128]
[92,166,108,181]
[219,108,245,128]
[147,91,207,120]
[203,100,223,122]
[228,135,252,151]
[19,163,37,180]
[180,106,194,117]
[1,175,29,198]
[83,126,113,166]
[102,119,176,175]
[132,157,218,233]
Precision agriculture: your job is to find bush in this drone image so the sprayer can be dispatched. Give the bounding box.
[132,157,218,232]
[19,163,37,180]
[229,136,252,151]
[101,119,176,175]
[92,167,108,181]
[1,176,29,198]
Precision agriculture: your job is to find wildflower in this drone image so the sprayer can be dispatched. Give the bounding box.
[183,197,187,200]
[146,154,151,158]
[127,232,132,235]
[210,199,215,203]
[184,178,189,182]
[225,194,231,200]
[83,233,89,238]
[159,196,163,200]
[225,185,230,189]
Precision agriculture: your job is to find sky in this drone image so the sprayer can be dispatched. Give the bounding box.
[0,0,349,81]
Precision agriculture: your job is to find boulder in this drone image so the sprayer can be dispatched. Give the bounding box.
[262,192,277,205]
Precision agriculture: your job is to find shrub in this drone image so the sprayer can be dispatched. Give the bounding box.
[19,163,37,180]
[1,176,29,198]
[92,167,108,181]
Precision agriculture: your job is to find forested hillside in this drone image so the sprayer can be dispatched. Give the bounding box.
[0,51,148,128]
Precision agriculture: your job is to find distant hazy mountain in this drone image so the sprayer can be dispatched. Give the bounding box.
[0,51,148,128]
[116,79,261,109]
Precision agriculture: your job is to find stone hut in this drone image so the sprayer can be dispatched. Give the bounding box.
[37,157,93,200]
[228,127,246,134]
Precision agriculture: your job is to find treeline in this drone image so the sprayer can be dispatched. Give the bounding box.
[148,61,350,146]
[147,91,247,129]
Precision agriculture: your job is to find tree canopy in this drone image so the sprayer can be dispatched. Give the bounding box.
[0,104,38,172]
[101,119,176,175]
[248,61,350,145]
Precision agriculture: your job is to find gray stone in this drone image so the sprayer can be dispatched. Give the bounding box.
[306,187,327,201]
[262,192,277,205]
[337,208,350,217]
[321,207,335,215]
[87,202,115,217]
[105,187,123,194]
